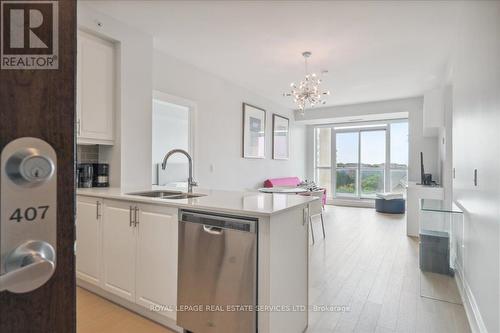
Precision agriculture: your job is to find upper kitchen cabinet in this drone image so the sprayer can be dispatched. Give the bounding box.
[77,30,116,145]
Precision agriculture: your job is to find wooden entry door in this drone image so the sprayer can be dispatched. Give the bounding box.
[0,0,76,332]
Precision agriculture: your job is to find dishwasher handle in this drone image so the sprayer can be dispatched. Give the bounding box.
[180,210,256,233]
[203,225,223,235]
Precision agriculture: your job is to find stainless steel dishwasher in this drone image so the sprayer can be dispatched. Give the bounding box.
[177,210,257,333]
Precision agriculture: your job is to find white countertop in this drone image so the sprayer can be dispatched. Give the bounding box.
[77,186,317,217]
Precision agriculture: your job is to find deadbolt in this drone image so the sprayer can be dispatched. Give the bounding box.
[5,148,54,186]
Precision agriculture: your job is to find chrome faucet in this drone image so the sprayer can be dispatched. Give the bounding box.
[161,149,198,193]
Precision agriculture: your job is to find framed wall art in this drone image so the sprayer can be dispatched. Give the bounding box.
[272,114,289,160]
[242,103,266,159]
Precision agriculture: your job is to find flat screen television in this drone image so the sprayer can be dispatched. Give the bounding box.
[420,152,433,185]
[420,152,425,184]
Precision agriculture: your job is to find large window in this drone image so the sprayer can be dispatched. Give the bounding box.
[314,120,408,201]
[336,132,358,196]
[335,128,386,199]
[360,130,386,197]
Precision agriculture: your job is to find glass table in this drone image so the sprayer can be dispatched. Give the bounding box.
[421,199,463,214]
[419,199,464,304]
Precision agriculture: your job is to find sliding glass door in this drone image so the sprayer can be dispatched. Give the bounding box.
[360,130,386,197]
[314,120,408,202]
[334,128,386,199]
[336,132,359,196]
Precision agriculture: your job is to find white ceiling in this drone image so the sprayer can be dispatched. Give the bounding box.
[84,0,461,109]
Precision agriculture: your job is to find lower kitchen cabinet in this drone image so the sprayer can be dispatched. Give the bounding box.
[102,199,137,302]
[76,196,178,320]
[76,197,102,286]
[136,204,178,320]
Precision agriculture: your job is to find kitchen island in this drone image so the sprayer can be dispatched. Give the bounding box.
[76,187,315,333]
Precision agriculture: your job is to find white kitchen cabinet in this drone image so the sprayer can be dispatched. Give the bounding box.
[76,197,102,286]
[76,195,179,321]
[77,30,115,145]
[101,199,136,302]
[135,204,178,320]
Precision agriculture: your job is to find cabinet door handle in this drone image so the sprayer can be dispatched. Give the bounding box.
[134,207,139,227]
[129,206,134,227]
[96,201,101,219]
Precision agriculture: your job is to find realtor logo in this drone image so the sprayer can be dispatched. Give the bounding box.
[1,1,58,69]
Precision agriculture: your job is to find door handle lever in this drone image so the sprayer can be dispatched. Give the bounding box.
[0,256,54,293]
[0,240,55,293]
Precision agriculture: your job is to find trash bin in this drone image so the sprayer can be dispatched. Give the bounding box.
[419,229,451,275]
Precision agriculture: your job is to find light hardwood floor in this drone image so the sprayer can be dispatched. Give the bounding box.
[307,205,470,333]
[77,287,174,333]
[77,205,470,333]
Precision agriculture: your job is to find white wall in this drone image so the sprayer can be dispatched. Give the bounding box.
[297,97,439,184]
[153,50,306,191]
[78,3,153,189]
[152,100,190,184]
[449,2,500,332]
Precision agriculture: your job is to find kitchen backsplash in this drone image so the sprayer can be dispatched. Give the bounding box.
[77,145,99,163]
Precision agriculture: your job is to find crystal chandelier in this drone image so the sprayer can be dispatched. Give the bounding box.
[283,51,330,114]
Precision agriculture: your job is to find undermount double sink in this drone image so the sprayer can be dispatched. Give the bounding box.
[127,190,206,200]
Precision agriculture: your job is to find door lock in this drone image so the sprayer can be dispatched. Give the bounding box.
[1,138,57,293]
[5,149,54,186]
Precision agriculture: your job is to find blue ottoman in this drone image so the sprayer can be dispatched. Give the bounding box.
[375,198,405,214]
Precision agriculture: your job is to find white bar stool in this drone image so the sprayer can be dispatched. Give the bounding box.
[301,190,325,244]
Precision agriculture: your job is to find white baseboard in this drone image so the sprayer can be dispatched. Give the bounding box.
[454,266,487,333]
[77,278,182,333]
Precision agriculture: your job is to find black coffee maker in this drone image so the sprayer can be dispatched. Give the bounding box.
[92,163,109,187]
